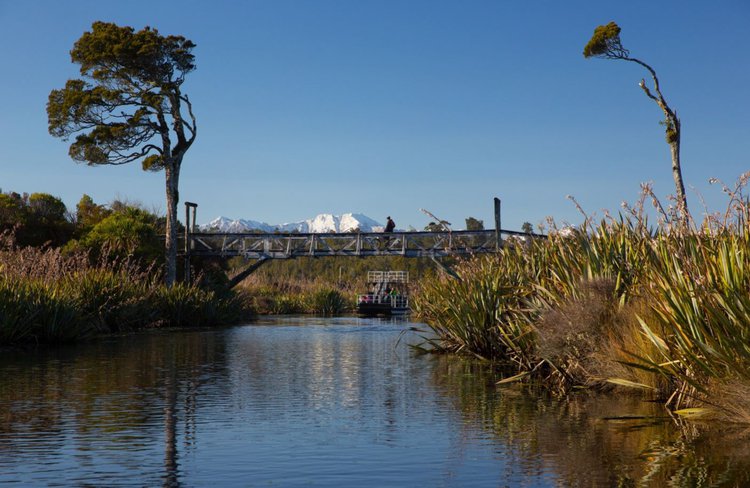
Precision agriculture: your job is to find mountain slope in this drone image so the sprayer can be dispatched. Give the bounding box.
[201,213,384,233]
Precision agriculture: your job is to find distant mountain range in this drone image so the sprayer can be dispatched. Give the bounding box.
[200,213,384,233]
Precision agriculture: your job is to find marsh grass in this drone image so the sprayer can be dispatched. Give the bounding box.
[0,233,243,344]
[413,179,750,420]
[239,277,354,316]
[305,286,349,316]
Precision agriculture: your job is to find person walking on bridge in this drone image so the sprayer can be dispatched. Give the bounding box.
[381,216,396,250]
[384,216,395,233]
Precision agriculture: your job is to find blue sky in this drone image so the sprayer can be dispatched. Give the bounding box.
[0,1,748,230]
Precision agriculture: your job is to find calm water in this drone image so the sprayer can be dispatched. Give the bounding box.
[1,316,749,487]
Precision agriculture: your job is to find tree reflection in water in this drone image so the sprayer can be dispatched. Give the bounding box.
[0,331,226,486]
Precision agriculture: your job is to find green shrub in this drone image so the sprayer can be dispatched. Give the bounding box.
[0,278,93,343]
[153,283,220,328]
[304,287,349,316]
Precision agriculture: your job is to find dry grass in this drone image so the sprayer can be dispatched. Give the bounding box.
[0,232,242,344]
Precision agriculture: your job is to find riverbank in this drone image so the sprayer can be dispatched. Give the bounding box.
[0,241,246,345]
[412,211,750,422]
[237,279,352,316]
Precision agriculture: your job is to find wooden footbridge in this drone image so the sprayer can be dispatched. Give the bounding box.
[180,199,542,285]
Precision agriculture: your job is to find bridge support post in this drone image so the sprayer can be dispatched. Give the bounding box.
[184,202,198,283]
[494,197,502,251]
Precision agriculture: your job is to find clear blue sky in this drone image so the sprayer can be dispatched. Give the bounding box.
[1,0,748,230]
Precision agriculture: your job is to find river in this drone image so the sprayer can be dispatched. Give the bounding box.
[1,316,749,487]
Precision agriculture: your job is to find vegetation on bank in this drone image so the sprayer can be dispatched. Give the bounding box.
[233,255,439,315]
[0,191,243,346]
[413,188,750,421]
[0,223,246,345]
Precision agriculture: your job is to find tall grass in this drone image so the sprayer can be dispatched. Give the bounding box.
[412,255,538,366]
[239,279,353,316]
[0,234,245,344]
[412,184,750,419]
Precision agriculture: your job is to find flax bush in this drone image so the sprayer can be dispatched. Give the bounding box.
[304,286,350,316]
[412,254,539,366]
[633,232,750,415]
[413,188,750,419]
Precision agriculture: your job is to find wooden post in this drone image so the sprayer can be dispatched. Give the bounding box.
[184,202,198,283]
[494,197,502,251]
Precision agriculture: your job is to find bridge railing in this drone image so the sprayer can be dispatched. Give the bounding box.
[183,229,539,259]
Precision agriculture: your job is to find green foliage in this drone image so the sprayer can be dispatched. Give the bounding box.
[153,284,221,328]
[414,202,750,416]
[76,209,161,263]
[48,21,199,286]
[0,191,73,247]
[465,217,484,231]
[521,222,534,234]
[75,194,110,231]
[27,193,67,222]
[583,21,625,59]
[0,278,94,343]
[47,22,196,168]
[62,269,155,333]
[305,287,350,316]
[0,244,247,345]
[0,193,27,230]
[634,233,750,409]
[413,255,538,365]
[268,294,305,315]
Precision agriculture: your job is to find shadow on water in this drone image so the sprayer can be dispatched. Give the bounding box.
[429,356,750,487]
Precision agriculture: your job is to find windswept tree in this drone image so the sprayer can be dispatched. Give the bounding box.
[47,21,197,286]
[584,22,688,219]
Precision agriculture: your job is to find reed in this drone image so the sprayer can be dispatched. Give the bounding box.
[412,183,750,419]
[238,278,354,316]
[0,234,245,344]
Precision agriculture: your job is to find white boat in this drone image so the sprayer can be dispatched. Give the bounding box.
[356,271,409,316]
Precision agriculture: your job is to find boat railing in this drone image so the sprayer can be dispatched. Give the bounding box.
[357,294,408,308]
[367,271,409,284]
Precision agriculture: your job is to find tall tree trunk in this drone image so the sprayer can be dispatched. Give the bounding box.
[669,127,688,220]
[164,163,180,287]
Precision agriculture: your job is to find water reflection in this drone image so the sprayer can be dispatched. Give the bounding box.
[0,318,749,486]
[430,358,750,487]
[0,330,228,486]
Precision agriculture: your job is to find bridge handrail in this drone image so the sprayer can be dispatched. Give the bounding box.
[187,229,547,239]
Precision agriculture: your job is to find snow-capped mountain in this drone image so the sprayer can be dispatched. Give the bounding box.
[201,213,384,233]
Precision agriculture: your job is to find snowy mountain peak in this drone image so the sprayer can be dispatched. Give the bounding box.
[201,213,384,233]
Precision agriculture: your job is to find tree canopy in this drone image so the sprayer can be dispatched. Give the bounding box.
[582,21,627,59]
[0,192,73,247]
[48,22,198,285]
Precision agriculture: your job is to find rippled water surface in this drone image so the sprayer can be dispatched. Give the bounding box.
[1,316,750,487]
